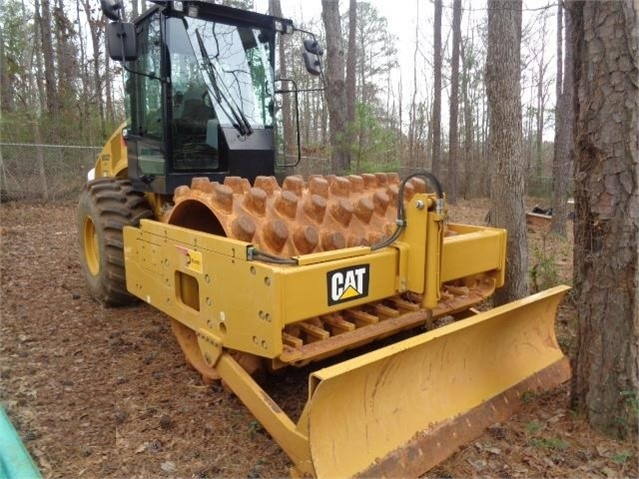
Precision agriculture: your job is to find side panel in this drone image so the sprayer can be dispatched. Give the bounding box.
[124,221,284,359]
[442,224,507,286]
[93,123,129,179]
[278,251,398,324]
[123,220,403,358]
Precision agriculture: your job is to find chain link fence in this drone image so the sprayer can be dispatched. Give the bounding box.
[0,143,101,203]
[0,144,564,204]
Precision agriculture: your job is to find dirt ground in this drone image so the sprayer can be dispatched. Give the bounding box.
[1,201,637,478]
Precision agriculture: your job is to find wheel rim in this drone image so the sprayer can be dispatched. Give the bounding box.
[83,216,100,276]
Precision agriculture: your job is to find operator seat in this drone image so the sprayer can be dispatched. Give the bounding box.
[172,85,219,169]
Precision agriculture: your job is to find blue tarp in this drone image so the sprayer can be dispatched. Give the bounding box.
[0,408,42,479]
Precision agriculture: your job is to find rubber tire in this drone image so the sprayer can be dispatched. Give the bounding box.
[77,178,153,306]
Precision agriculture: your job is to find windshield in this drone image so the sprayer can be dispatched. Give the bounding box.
[166,16,275,131]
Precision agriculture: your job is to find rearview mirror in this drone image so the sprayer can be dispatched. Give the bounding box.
[106,22,137,61]
[302,39,323,76]
[302,51,322,76]
[303,39,324,56]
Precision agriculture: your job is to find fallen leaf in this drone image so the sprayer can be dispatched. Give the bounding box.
[135,442,149,454]
[596,443,609,457]
[485,446,502,455]
[467,459,487,471]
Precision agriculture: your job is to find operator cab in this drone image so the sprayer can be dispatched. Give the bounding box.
[103,0,303,195]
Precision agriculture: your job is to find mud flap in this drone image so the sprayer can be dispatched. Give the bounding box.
[305,285,571,478]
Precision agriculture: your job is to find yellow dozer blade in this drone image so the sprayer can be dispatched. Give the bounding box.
[306,285,570,477]
[215,285,570,478]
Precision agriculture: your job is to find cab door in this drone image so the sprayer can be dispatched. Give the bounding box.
[125,9,169,193]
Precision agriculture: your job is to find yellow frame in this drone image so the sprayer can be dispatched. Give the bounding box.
[123,194,507,360]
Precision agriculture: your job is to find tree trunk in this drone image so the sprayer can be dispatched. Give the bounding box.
[105,47,114,125]
[76,0,91,143]
[320,97,328,146]
[552,0,564,216]
[397,76,404,163]
[33,0,46,116]
[461,40,475,198]
[571,0,638,442]
[40,0,57,120]
[0,24,14,112]
[131,0,138,19]
[346,0,357,126]
[409,1,420,169]
[54,0,74,108]
[479,84,489,196]
[448,0,462,202]
[33,122,49,201]
[344,0,356,169]
[534,16,548,190]
[82,0,106,139]
[269,0,294,159]
[486,0,528,304]
[551,2,573,236]
[305,81,312,147]
[432,0,443,177]
[321,0,348,174]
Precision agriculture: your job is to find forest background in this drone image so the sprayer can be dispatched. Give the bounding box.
[0,0,564,202]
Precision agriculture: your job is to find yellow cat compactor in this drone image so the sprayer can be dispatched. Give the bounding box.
[79,1,570,476]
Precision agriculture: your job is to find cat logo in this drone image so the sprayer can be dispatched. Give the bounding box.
[327,264,370,306]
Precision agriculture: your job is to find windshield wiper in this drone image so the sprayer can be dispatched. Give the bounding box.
[195,28,253,137]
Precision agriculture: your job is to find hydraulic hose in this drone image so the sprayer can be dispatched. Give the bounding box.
[247,247,299,265]
[370,171,444,251]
